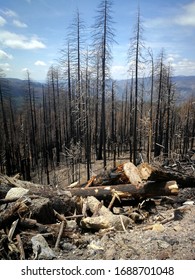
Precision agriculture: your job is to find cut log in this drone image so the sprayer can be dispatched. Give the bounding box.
[80,196,132,231]
[149,168,195,188]
[123,162,142,184]
[87,196,112,216]
[137,162,154,180]
[5,187,29,200]
[70,181,179,199]
[137,162,195,188]
[90,162,142,186]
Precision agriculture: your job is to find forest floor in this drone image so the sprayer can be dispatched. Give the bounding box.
[33,154,131,188]
[54,188,195,260]
[49,155,195,260]
[1,153,195,260]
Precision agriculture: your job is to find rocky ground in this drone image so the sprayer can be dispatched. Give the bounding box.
[1,157,195,260]
[54,188,195,260]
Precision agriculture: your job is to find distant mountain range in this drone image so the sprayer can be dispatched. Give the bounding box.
[0,76,194,107]
[115,75,195,102]
[0,78,43,107]
[172,76,195,100]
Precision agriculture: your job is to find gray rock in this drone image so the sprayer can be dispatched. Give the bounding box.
[61,242,77,251]
[31,234,56,260]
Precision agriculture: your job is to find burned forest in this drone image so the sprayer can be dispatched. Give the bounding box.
[0,0,195,260]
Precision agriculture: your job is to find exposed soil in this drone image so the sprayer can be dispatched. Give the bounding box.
[29,156,195,260]
[54,188,195,260]
[1,155,195,260]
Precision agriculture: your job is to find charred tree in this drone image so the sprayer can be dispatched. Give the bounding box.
[0,82,12,175]
[128,7,145,165]
[92,0,116,169]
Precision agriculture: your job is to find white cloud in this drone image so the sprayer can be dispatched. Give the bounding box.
[0,63,11,72]
[0,15,6,26]
[34,60,47,66]
[144,17,171,29]
[21,68,29,73]
[0,31,46,50]
[1,9,27,28]
[166,53,181,64]
[174,1,195,26]
[13,19,28,28]
[1,8,18,18]
[168,56,195,76]
[0,50,13,60]
[145,1,195,29]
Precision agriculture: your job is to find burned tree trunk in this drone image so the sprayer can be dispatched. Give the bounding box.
[137,162,195,188]
[70,181,178,199]
[0,198,29,229]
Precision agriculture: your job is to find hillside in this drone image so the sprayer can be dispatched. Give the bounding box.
[1,76,195,106]
[172,76,195,101]
[0,78,43,107]
[115,76,195,101]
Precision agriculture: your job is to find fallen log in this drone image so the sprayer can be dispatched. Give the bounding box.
[137,162,195,188]
[80,196,132,231]
[0,199,29,229]
[150,168,195,188]
[70,181,178,199]
[0,174,75,216]
[0,174,72,200]
[90,162,142,186]
[123,162,142,184]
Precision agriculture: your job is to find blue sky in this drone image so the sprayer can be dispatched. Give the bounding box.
[0,0,195,80]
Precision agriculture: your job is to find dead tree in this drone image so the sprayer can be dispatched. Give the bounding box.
[92,0,116,169]
[128,7,145,165]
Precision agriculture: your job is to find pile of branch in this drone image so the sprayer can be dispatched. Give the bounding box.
[0,174,78,259]
[0,160,194,259]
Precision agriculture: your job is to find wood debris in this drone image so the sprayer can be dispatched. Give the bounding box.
[0,160,194,259]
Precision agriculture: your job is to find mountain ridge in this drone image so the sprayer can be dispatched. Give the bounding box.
[1,75,195,105]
